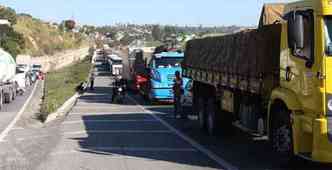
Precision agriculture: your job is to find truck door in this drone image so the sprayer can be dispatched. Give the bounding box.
[282,10,321,115]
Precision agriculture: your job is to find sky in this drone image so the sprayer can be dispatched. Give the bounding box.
[0,0,295,26]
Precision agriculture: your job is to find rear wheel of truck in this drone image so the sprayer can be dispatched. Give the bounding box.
[4,91,12,104]
[207,99,217,135]
[198,98,207,131]
[0,92,4,110]
[270,103,294,162]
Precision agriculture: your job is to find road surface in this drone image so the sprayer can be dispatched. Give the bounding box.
[0,60,330,170]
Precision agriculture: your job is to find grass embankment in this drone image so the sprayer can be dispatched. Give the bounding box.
[14,15,86,56]
[40,57,91,121]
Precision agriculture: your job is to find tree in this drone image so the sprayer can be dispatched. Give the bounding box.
[0,27,25,59]
[0,7,17,24]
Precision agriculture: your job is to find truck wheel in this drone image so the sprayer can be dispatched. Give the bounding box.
[4,92,12,104]
[270,104,293,160]
[207,99,217,135]
[0,92,3,110]
[12,88,16,101]
[198,98,207,131]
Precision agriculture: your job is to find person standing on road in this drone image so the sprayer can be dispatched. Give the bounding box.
[173,71,184,118]
[90,72,95,90]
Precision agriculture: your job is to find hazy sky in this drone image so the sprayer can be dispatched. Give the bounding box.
[1,0,295,26]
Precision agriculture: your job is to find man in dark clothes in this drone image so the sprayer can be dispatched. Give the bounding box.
[173,71,184,118]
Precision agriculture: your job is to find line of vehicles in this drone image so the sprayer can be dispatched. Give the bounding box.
[0,48,43,110]
[128,0,332,164]
[92,49,124,76]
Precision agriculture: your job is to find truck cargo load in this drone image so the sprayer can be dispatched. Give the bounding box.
[183,24,282,95]
[258,3,285,27]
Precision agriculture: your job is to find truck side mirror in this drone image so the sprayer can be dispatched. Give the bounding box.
[288,14,304,50]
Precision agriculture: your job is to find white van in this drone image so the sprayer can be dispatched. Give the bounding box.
[108,54,123,76]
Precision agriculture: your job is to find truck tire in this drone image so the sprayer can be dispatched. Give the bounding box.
[207,99,217,135]
[12,88,16,101]
[4,92,12,104]
[0,92,3,110]
[198,98,207,131]
[270,103,294,161]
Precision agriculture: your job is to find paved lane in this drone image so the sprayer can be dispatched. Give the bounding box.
[0,83,34,136]
[35,64,225,170]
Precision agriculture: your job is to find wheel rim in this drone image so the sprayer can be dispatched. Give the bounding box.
[273,124,291,153]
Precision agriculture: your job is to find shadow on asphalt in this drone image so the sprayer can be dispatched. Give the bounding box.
[72,113,221,169]
[127,93,332,170]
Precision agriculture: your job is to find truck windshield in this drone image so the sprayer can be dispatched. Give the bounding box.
[111,60,122,65]
[155,57,183,68]
[324,16,332,55]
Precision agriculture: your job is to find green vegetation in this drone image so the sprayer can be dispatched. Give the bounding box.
[40,57,91,120]
[0,7,25,59]
[144,40,162,47]
[14,15,85,56]
[0,6,86,58]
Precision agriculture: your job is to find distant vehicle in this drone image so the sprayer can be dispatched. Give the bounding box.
[129,49,148,92]
[0,49,18,109]
[31,64,42,72]
[141,51,189,102]
[107,54,123,76]
[14,67,29,94]
[17,64,31,72]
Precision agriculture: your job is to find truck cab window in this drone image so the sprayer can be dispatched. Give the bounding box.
[324,16,332,55]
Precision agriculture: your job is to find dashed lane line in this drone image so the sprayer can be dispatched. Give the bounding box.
[50,147,197,156]
[62,119,159,124]
[63,130,173,135]
[3,130,173,142]
[68,111,147,115]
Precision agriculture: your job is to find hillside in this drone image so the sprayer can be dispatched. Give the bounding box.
[0,6,86,58]
[14,15,86,56]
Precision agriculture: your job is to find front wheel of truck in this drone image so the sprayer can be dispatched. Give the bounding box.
[270,103,294,161]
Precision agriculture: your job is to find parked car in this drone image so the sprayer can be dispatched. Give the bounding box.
[31,64,42,72]
[14,67,29,94]
[17,64,33,85]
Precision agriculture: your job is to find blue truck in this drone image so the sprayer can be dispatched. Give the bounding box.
[142,51,189,102]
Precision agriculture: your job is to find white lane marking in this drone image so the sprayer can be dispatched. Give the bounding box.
[8,129,171,141]
[11,127,24,130]
[50,147,197,156]
[69,111,147,115]
[74,105,139,108]
[128,96,238,170]
[16,134,51,141]
[63,130,172,135]
[63,119,158,124]
[0,81,39,142]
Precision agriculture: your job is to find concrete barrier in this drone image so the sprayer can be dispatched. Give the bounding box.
[16,47,89,72]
